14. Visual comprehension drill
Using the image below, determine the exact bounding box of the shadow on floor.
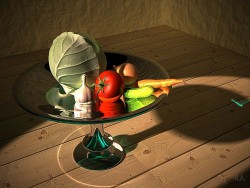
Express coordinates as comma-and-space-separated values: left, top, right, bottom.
114, 84, 250, 153
218, 167, 250, 188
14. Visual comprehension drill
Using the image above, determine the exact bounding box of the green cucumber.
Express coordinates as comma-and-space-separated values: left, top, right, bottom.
124, 86, 154, 98
126, 95, 156, 112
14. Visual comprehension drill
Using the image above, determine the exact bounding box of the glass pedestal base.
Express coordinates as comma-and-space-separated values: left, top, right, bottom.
73, 124, 126, 170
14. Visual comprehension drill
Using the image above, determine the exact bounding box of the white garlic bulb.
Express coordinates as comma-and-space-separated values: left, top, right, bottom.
74, 74, 93, 104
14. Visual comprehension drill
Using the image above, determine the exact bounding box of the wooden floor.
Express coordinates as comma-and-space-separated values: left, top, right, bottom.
0, 25, 250, 188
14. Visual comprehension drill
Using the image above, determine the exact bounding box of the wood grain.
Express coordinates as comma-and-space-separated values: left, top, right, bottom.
198, 158, 250, 188
97, 25, 175, 46
0, 25, 249, 187
0, 49, 48, 69
119, 123, 250, 188
0, 89, 12, 105
104, 30, 189, 51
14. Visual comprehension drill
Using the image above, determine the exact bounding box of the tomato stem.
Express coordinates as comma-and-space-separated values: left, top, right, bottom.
96, 74, 110, 95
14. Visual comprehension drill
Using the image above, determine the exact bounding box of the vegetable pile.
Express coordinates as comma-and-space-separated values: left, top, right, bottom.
93, 66, 183, 113
48, 32, 183, 118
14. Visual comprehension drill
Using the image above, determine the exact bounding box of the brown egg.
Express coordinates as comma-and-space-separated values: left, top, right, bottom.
113, 63, 138, 86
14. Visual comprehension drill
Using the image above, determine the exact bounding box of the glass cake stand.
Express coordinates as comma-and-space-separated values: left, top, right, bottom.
14, 52, 169, 170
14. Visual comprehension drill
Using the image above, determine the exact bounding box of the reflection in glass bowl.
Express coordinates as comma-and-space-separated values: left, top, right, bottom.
74, 102, 93, 119
97, 99, 126, 118
46, 84, 75, 112
46, 84, 128, 120
46, 83, 161, 120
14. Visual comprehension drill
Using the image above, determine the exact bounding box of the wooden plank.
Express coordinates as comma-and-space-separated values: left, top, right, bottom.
119, 123, 250, 188
97, 25, 175, 46
118, 172, 164, 188
0, 117, 122, 166
1, 75, 249, 187
0, 49, 48, 69
105, 76, 250, 147
52, 153, 148, 188
123, 35, 201, 55
140, 40, 216, 62
107, 77, 250, 154
0, 102, 26, 122
168, 57, 250, 81
150, 124, 250, 188
198, 158, 250, 188
104, 30, 188, 51
0, 114, 56, 142
0, 62, 36, 79
0, 89, 12, 105
47, 151, 148, 188
168, 61, 250, 104
0, 142, 69, 188
0, 123, 87, 166
0, 133, 147, 188
158, 46, 232, 71
0, 76, 17, 92
124, 99, 250, 170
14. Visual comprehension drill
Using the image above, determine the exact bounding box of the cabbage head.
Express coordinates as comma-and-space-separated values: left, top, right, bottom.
49, 32, 107, 94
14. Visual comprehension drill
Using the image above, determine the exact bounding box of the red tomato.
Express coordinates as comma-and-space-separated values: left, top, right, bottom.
95, 70, 124, 100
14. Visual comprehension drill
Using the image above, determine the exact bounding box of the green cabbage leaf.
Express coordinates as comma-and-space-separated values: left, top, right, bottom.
49, 32, 107, 94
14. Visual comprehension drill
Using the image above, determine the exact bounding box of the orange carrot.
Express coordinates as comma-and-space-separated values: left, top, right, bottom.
153, 87, 170, 97
138, 79, 183, 88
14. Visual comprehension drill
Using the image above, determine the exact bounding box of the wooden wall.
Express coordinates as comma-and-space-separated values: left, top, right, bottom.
0, 0, 165, 58
0, 0, 249, 58
164, 0, 250, 57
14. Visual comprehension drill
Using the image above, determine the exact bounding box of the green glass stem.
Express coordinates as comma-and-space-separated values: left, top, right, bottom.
76, 123, 125, 170
85, 124, 111, 151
